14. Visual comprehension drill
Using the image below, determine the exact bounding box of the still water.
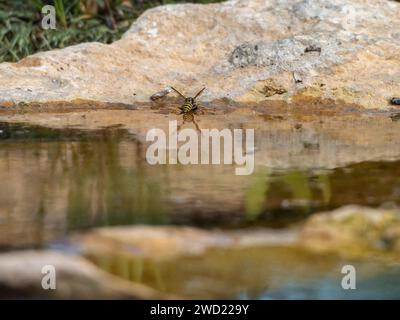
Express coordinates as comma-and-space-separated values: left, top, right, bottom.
1, 121, 400, 299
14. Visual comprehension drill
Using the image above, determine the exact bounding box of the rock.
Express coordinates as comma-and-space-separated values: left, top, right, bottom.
77, 211, 400, 297
0, 0, 398, 109
300, 205, 400, 257
81, 208, 400, 263
5, 211, 400, 299
391, 97, 400, 106
80, 226, 298, 260
0, 250, 172, 299
79, 226, 327, 298
82, 206, 400, 256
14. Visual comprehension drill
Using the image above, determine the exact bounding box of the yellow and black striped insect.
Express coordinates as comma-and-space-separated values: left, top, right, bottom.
171, 87, 206, 114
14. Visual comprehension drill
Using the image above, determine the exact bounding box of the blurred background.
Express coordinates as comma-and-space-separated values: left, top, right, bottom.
0, 0, 222, 63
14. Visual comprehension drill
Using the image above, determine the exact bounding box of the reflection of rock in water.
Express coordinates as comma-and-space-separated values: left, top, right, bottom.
2, 114, 400, 248
80, 209, 400, 299
0, 124, 167, 249
0, 250, 169, 299
81, 226, 324, 299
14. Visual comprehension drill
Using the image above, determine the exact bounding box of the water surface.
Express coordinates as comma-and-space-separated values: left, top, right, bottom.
1, 120, 400, 299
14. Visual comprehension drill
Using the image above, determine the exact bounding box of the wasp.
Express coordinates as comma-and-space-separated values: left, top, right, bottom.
171, 87, 206, 114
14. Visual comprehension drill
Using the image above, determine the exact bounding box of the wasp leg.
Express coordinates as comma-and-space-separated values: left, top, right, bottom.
194, 108, 205, 115
166, 106, 184, 115
186, 112, 202, 133
177, 116, 188, 132
193, 103, 205, 115
196, 105, 216, 115
205, 108, 216, 115
192, 118, 202, 133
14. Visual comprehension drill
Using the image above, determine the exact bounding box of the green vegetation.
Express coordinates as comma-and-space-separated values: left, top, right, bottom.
0, 0, 222, 63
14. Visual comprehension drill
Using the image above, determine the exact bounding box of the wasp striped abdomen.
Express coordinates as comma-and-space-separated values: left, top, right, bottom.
180, 98, 198, 114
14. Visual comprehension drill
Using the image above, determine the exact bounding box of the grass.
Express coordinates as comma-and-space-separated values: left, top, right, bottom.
0, 0, 223, 63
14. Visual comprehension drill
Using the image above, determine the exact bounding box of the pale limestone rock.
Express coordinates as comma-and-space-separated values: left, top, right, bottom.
0, 0, 398, 109
0, 250, 172, 299
81, 226, 298, 260
81, 206, 400, 265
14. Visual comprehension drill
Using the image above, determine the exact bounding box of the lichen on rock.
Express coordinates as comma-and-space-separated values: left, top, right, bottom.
300, 205, 400, 257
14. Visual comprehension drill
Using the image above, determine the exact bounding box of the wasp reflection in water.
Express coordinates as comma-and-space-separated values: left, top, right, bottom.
177, 111, 202, 133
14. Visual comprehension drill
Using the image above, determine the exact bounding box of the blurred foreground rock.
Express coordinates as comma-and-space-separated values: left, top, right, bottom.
81, 226, 298, 259
3, 206, 400, 298
0, 0, 399, 109
77, 205, 400, 297
82, 205, 400, 265
0, 250, 171, 299
300, 205, 400, 257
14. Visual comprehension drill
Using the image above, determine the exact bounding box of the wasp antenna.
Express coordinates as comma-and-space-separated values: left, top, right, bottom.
171, 87, 186, 98
194, 87, 206, 99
